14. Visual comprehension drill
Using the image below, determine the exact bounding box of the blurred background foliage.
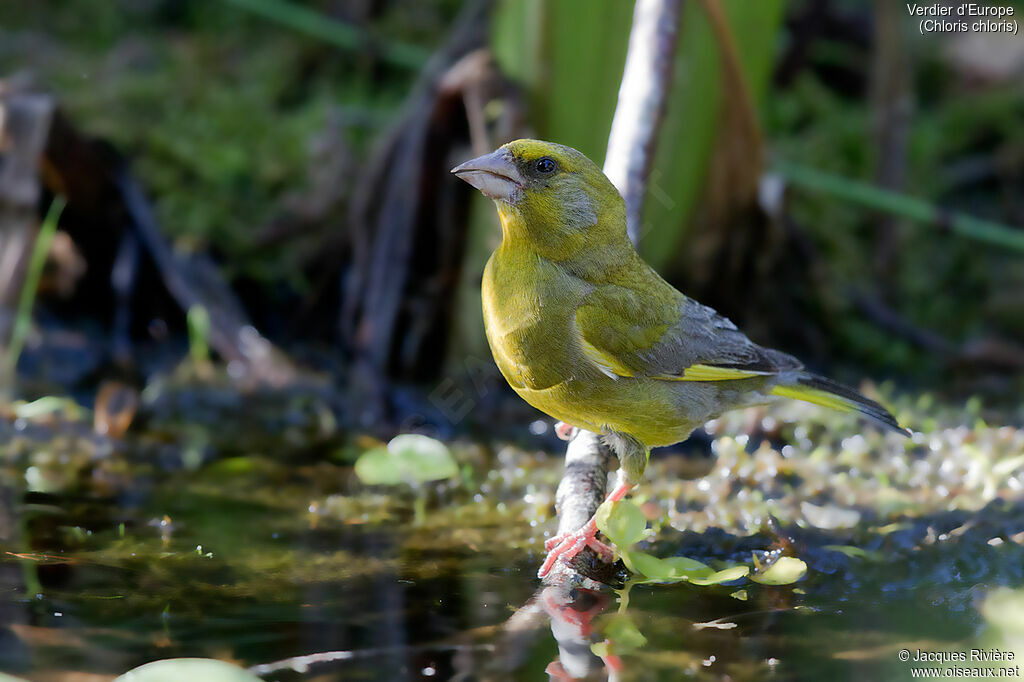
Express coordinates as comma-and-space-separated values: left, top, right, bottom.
1, 0, 1023, 405
2, 2, 1024, 678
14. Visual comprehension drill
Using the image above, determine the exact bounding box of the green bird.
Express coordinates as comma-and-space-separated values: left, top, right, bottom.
452, 139, 906, 578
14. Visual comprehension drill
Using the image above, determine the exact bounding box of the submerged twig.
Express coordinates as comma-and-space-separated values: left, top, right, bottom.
545, 0, 683, 586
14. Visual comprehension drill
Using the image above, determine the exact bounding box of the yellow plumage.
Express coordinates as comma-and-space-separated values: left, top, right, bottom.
455, 139, 905, 484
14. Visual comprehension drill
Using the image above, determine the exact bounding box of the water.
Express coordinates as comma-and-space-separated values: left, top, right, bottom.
2, 392, 1023, 681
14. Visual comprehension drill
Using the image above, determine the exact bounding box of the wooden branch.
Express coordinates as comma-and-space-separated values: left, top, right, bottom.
113, 168, 296, 385
604, 0, 683, 244
545, 0, 683, 586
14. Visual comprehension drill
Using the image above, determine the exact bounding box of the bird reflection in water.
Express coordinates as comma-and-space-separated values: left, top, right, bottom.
541, 586, 624, 681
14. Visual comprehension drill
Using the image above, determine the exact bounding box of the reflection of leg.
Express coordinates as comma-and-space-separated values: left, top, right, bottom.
537, 479, 636, 578
541, 586, 611, 679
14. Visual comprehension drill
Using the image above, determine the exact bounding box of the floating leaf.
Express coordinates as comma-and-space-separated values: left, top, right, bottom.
115, 658, 262, 682
354, 435, 458, 486
687, 565, 750, 586
622, 551, 744, 586
595, 499, 648, 548
622, 550, 677, 580
730, 589, 748, 601
750, 556, 807, 585
663, 556, 711, 576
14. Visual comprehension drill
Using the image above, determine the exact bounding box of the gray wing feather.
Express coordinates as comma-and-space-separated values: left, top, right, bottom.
638, 298, 802, 378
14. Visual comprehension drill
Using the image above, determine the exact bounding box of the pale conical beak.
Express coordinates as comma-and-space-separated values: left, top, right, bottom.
450, 148, 524, 202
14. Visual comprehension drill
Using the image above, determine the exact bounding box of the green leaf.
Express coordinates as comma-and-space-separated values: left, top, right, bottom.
663, 556, 711, 577
687, 565, 750, 586
387, 434, 459, 483
750, 556, 808, 585
623, 551, 720, 584
115, 658, 262, 682
354, 435, 458, 486
622, 550, 677, 581
354, 447, 403, 486
595, 499, 647, 548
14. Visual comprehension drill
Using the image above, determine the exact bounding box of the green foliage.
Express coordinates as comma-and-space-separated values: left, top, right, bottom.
749, 556, 808, 585
595, 494, 648, 547
981, 587, 1024, 658
219, 0, 430, 70
4, 197, 67, 377
354, 434, 458, 487
492, 0, 632, 162
642, 0, 783, 269
766, 63, 1024, 377
596, 499, 769, 586
0, 1, 456, 287
114, 658, 261, 682
492, 1, 784, 269
186, 305, 211, 366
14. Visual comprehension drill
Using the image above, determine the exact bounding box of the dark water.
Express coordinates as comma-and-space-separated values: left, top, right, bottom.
2, 396, 1024, 681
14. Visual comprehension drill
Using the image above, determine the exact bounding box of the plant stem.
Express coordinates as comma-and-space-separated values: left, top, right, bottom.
775, 161, 1024, 252
219, 0, 431, 71
5, 196, 66, 377
604, 0, 683, 244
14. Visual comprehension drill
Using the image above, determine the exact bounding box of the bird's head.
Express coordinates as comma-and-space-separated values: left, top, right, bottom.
451, 139, 627, 262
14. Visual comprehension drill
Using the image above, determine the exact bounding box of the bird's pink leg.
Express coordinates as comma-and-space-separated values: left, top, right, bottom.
554, 421, 579, 441
538, 480, 635, 578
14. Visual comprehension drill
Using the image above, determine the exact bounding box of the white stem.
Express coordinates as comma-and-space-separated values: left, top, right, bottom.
604, 0, 683, 245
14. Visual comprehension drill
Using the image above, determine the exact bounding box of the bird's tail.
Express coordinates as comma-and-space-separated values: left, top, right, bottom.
771, 374, 908, 436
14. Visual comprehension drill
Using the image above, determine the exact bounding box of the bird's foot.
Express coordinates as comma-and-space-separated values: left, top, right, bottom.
538, 518, 615, 578
537, 480, 635, 579
554, 421, 579, 441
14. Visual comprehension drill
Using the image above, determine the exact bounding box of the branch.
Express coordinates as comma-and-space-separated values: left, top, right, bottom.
604, 0, 683, 244
544, 0, 683, 586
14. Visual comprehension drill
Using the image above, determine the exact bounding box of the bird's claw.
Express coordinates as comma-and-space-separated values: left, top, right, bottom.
538, 519, 615, 578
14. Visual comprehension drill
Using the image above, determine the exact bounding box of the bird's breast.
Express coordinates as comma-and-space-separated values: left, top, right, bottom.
481, 251, 578, 392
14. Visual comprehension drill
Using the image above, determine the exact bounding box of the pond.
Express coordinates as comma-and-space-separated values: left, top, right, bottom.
1, 382, 1023, 681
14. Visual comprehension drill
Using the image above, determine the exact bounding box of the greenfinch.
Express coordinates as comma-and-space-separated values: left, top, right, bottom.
452, 139, 905, 577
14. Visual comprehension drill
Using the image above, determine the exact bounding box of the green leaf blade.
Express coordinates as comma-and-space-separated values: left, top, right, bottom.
595, 499, 647, 547
750, 556, 808, 585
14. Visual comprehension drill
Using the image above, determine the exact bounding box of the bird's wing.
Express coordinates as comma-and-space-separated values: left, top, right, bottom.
574, 285, 802, 381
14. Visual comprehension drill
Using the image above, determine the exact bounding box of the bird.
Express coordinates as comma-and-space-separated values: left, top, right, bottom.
451, 139, 906, 579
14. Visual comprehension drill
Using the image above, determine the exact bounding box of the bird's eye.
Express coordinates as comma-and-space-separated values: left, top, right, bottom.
534, 157, 557, 175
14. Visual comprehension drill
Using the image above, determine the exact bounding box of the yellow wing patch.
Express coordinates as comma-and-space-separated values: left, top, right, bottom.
770, 384, 852, 412
661, 364, 773, 382
579, 337, 635, 380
